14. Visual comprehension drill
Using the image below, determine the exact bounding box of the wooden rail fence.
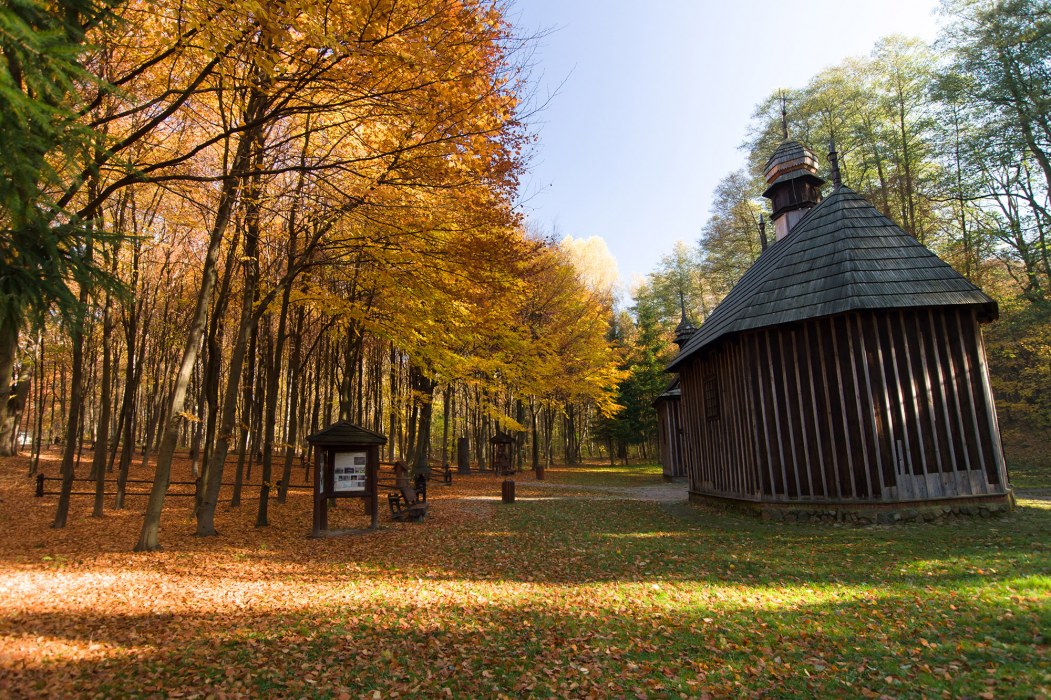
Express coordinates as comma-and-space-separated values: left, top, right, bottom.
34, 473, 313, 499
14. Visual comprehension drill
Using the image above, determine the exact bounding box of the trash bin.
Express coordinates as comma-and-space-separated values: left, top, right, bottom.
501, 479, 515, 503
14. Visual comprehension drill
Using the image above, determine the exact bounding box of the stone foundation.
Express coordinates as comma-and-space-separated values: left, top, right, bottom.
689, 490, 1015, 526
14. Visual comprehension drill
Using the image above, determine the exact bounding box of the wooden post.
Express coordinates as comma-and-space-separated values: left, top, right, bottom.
369, 445, 379, 529
311, 447, 324, 538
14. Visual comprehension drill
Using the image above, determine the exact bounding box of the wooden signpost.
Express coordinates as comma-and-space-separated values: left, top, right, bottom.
307, 420, 387, 537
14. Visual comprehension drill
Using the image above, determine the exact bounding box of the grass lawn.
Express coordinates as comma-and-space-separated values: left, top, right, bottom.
544, 462, 667, 488
0, 451, 1047, 698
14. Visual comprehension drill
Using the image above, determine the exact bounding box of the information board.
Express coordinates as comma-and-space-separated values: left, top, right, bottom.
333, 451, 367, 492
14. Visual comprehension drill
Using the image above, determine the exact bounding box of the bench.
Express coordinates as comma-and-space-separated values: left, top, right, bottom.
388, 475, 427, 522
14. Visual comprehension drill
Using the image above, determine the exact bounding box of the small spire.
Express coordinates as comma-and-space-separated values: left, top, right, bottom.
828, 137, 842, 189
780, 93, 789, 140
758, 212, 768, 251
673, 291, 696, 349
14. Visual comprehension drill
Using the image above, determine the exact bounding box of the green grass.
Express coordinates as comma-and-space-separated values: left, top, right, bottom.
18, 463, 1051, 698
1008, 458, 1051, 491
1004, 425, 1051, 491
547, 461, 666, 488
477, 495, 1050, 697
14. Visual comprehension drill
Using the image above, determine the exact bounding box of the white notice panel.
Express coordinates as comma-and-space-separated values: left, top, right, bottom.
333, 451, 367, 492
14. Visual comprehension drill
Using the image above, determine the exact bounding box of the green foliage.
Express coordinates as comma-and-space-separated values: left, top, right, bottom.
985, 300, 1051, 429
938, 0, 1051, 302
595, 306, 670, 458
745, 37, 940, 245
697, 169, 765, 297
0, 0, 119, 327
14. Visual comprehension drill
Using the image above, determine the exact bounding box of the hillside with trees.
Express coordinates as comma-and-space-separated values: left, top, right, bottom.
621, 0, 1051, 460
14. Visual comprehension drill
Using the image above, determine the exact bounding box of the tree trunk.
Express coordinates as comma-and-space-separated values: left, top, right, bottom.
52, 277, 91, 529
198, 145, 264, 530
0, 314, 21, 456
230, 317, 257, 509
30, 329, 45, 474
441, 386, 450, 467
91, 290, 116, 517
411, 366, 435, 476
256, 285, 291, 528
278, 306, 305, 503
134, 109, 259, 551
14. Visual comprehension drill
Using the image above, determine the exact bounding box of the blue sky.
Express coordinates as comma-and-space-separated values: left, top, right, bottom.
509, 0, 942, 295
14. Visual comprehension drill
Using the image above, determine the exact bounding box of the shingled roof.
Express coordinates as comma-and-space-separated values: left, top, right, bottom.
652, 377, 681, 407
668, 186, 998, 371
307, 420, 387, 446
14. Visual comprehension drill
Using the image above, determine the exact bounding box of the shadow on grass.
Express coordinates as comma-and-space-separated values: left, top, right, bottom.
2, 471, 1048, 697
312, 496, 1051, 590
1, 578, 1044, 698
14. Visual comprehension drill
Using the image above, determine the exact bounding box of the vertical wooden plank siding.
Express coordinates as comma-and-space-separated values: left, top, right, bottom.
871, 314, 900, 493
716, 351, 731, 494
776, 330, 802, 498
913, 313, 946, 499
658, 398, 686, 479
723, 350, 741, 495
854, 313, 887, 496
830, 316, 859, 498
726, 344, 745, 495
673, 400, 686, 478
963, 309, 999, 489
741, 335, 764, 497
884, 314, 917, 488
764, 333, 790, 498
687, 366, 700, 491
679, 309, 1005, 504
935, 311, 973, 473
691, 363, 711, 491
925, 310, 960, 490
945, 311, 987, 495
696, 362, 712, 491
657, 402, 670, 478
803, 323, 830, 498
951, 310, 989, 488
791, 329, 816, 497
751, 333, 778, 497
897, 311, 932, 498
845, 313, 874, 498
970, 310, 1009, 490
816, 323, 843, 499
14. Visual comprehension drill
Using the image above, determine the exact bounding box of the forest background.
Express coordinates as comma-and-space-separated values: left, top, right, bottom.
0, 0, 1048, 549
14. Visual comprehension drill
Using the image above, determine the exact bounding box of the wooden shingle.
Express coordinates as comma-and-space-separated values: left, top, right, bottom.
306, 420, 387, 446
668, 187, 997, 371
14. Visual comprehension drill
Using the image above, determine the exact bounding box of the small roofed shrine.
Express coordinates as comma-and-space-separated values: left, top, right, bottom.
490, 432, 515, 475
667, 139, 1013, 523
